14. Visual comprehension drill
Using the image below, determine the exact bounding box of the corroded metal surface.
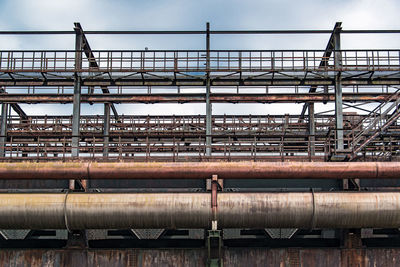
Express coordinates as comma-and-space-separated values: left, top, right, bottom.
0, 93, 398, 103
0, 192, 400, 229
1, 248, 400, 267
2, 113, 399, 162
0, 161, 399, 180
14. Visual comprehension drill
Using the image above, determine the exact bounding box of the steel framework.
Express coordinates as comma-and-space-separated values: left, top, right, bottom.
0, 22, 400, 266
0, 22, 399, 160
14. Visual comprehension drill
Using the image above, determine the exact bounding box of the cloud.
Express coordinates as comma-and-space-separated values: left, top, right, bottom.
0, 0, 399, 115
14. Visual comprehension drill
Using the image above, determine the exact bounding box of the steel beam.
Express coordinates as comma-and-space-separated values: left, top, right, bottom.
206, 23, 212, 156
0, 103, 7, 157
71, 25, 83, 157
74, 22, 119, 120
0, 88, 27, 120
300, 22, 342, 119
1, 29, 400, 35
308, 103, 315, 157
334, 26, 344, 151
103, 103, 110, 157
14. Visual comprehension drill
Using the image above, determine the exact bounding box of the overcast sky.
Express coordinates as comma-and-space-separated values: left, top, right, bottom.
0, 0, 399, 116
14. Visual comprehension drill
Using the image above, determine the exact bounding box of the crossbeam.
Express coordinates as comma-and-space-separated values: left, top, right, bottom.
299, 22, 342, 120
0, 88, 27, 119
74, 23, 119, 120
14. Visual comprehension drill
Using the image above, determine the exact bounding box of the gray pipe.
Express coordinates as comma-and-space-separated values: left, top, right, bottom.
0, 192, 399, 229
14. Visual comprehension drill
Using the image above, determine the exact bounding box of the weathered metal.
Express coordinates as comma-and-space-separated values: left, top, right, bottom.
0, 248, 397, 267
1, 247, 400, 267
2, 113, 399, 161
71, 26, 82, 158
334, 25, 344, 151
0, 192, 399, 229
0, 49, 399, 74
0, 93, 399, 103
300, 22, 342, 119
0, 161, 398, 180
0, 102, 7, 157
2, 77, 400, 86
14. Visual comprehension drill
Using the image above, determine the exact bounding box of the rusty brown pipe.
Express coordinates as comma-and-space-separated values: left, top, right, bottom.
0, 161, 398, 179
0, 192, 400, 229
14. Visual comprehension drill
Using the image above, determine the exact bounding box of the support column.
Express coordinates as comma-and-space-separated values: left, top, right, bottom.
205, 22, 212, 157
103, 103, 110, 157
334, 26, 344, 151
0, 103, 8, 157
66, 177, 88, 248
308, 103, 315, 157
207, 174, 222, 267
71, 26, 83, 158
207, 230, 222, 267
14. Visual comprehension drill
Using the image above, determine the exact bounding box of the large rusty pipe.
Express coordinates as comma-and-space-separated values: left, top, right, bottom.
0, 192, 400, 229
0, 161, 399, 179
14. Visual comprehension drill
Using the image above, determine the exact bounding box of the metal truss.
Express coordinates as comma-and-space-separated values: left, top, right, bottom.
0, 113, 399, 161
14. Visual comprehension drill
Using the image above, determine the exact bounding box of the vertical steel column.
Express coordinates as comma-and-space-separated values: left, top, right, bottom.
103, 103, 110, 157
205, 22, 212, 156
0, 103, 8, 157
71, 27, 83, 157
308, 103, 315, 157
334, 26, 344, 151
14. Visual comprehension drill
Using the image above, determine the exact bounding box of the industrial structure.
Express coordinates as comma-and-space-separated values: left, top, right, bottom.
0, 22, 400, 266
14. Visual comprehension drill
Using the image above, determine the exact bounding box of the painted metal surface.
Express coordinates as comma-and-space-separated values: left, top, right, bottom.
0, 192, 400, 229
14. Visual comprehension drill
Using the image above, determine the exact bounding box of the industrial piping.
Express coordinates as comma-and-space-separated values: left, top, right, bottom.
0, 161, 399, 179
0, 192, 400, 229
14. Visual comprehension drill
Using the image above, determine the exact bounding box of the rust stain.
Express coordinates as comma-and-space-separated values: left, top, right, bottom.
0, 161, 398, 180
1, 248, 400, 267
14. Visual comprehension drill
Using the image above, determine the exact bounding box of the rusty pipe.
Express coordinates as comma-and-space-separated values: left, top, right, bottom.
0, 161, 398, 179
0, 192, 400, 229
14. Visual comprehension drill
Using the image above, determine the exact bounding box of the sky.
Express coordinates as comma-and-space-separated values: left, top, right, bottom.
0, 0, 399, 116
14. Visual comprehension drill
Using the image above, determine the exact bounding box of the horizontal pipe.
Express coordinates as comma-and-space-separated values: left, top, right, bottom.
0, 30, 399, 35
0, 192, 399, 229
0, 161, 398, 180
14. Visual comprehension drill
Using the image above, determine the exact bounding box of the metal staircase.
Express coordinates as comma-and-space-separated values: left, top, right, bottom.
348, 89, 400, 160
